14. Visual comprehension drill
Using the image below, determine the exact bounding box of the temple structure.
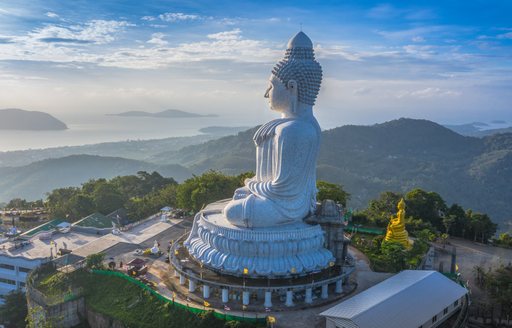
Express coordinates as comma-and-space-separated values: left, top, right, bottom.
169, 32, 354, 309
384, 198, 411, 248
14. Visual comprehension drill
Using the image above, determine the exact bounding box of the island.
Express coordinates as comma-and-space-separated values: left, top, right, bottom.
109, 109, 217, 118
0, 108, 67, 131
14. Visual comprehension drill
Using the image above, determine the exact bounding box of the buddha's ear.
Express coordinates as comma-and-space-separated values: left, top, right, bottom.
287, 80, 298, 96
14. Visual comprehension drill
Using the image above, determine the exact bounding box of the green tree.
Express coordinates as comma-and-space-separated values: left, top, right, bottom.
0, 290, 28, 328
176, 171, 242, 211
363, 191, 403, 227
45, 187, 80, 218
468, 212, 497, 243
5, 198, 28, 209
316, 180, 350, 207
405, 188, 447, 230
85, 252, 105, 270
92, 182, 126, 214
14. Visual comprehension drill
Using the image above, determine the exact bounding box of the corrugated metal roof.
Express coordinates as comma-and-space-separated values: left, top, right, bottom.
320, 270, 467, 328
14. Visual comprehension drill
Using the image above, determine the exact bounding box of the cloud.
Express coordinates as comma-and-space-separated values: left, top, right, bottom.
497, 32, 512, 39
0, 37, 14, 44
38, 37, 93, 44
368, 4, 436, 21
158, 12, 201, 23
147, 33, 168, 46
412, 36, 425, 43
397, 87, 461, 99
45, 12, 59, 18
141, 16, 156, 21
207, 29, 242, 41
29, 20, 133, 45
315, 44, 363, 61
367, 4, 400, 19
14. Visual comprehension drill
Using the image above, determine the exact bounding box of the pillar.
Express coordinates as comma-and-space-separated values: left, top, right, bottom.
305, 288, 313, 304
335, 280, 343, 294
203, 285, 210, 299
242, 291, 250, 306
188, 279, 196, 292
321, 284, 328, 299
264, 291, 272, 308
285, 290, 294, 307
221, 288, 229, 303
179, 274, 186, 285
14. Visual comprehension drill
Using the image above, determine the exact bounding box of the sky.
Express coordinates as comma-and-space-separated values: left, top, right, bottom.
0, 0, 511, 127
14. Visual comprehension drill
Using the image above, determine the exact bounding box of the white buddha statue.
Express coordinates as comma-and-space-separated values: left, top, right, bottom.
184, 32, 334, 277
223, 31, 323, 228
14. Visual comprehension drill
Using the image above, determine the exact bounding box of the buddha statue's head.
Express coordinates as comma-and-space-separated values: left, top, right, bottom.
265, 31, 323, 115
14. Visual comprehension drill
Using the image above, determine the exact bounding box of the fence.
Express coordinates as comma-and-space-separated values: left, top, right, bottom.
92, 269, 266, 325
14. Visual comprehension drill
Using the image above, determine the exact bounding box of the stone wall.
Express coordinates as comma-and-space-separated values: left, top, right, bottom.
85, 307, 125, 328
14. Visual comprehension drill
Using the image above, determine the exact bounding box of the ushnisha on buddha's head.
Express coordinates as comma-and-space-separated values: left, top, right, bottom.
264, 31, 323, 116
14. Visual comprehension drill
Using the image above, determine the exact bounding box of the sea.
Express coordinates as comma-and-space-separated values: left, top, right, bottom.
0, 114, 250, 152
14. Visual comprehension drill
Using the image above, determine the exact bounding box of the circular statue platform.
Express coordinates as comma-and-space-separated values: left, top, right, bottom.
170, 233, 355, 309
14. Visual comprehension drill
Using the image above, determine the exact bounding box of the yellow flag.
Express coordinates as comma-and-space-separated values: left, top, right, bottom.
267, 316, 276, 323
455, 264, 459, 271
204, 301, 210, 307
243, 268, 249, 275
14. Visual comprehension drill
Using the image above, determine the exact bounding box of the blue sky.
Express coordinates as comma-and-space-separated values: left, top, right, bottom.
0, 0, 511, 127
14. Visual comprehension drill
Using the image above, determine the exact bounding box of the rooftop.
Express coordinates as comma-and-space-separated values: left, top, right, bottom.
320, 270, 468, 328
21, 219, 64, 237
73, 212, 112, 228
1, 231, 99, 260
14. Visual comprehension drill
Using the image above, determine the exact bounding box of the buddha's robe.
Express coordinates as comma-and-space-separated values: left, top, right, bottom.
224, 116, 320, 227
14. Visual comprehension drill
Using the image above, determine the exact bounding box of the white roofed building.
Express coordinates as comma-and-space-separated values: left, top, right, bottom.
320, 270, 468, 328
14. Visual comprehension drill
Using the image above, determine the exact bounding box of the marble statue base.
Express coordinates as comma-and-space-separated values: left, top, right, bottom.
184, 201, 334, 277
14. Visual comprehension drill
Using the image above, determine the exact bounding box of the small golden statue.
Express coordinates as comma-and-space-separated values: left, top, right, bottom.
384, 198, 410, 248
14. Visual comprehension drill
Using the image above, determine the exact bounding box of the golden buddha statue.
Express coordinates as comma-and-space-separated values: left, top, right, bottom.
384, 198, 410, 248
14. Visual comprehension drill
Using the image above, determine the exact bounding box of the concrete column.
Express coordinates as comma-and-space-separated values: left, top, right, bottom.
285, 290, 294, 307
188, 279, 196, 292
305, 288, 313, 304
242, 291, 250, 306
179, 273, 186, 285
264, 291, 272, 308
321, 284, 328, 299
335, 280, 343, 294
203, 285, 210, 299
221, 288, 229, 303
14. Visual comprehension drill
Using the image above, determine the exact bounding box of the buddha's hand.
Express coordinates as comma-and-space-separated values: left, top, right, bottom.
233, 186, 251, 200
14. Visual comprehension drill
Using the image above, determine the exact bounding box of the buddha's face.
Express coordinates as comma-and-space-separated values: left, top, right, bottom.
264, 75, 296, 113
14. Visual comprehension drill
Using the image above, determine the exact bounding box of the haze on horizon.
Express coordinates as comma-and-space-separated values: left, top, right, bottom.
0, 0, 511, 128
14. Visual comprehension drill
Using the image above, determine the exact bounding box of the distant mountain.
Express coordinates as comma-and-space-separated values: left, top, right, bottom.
198, 126, 250, 136
0, 126, 248, 168
444, 122, 512, 137
151, 118, 511, 227
110, 109, 217, 118
0, 155, 191, 201
1, 118, 511, 229
0, 134, 216, 168
0, 108, 67, 130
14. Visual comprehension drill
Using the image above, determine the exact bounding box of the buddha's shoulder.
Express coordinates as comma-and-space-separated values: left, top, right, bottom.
276, 119, 319, 136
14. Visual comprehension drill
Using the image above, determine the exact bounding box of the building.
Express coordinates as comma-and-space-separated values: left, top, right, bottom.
0, 222, 99, 302
320, 270, 468, 328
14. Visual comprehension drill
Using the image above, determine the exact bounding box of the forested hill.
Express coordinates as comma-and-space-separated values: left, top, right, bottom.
153, 118, 512, 226
0, 155, 191, 201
